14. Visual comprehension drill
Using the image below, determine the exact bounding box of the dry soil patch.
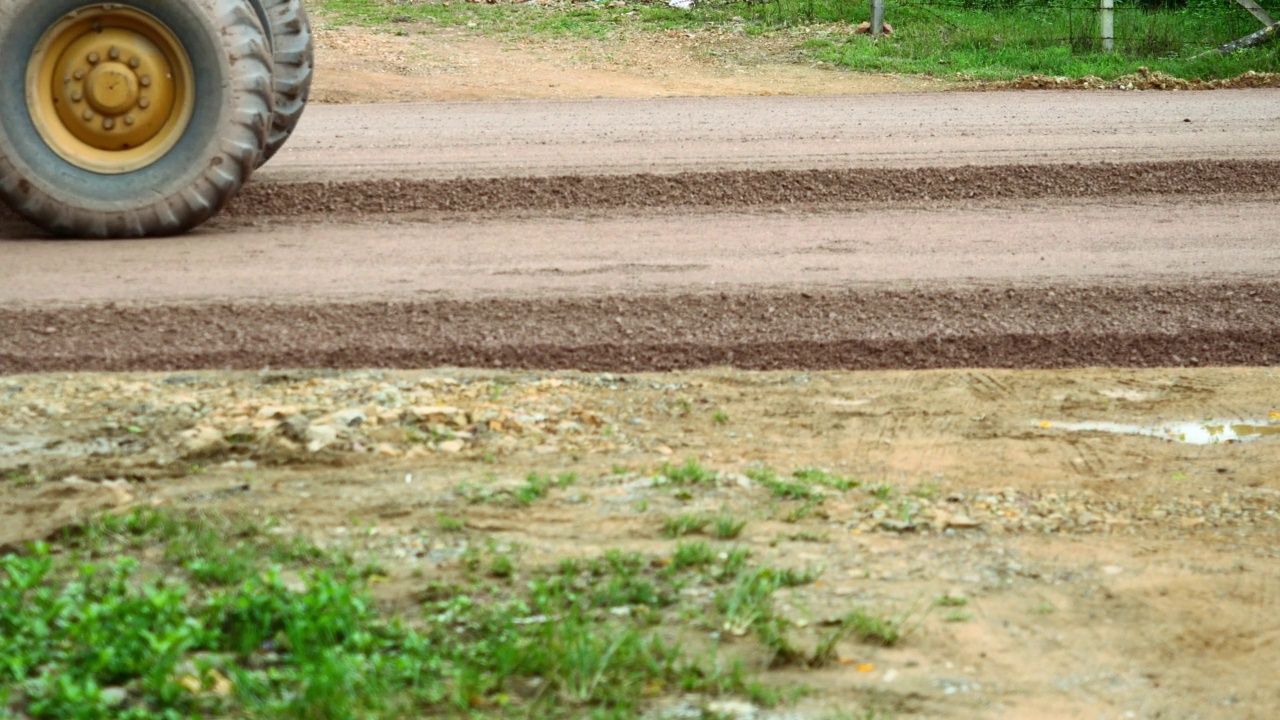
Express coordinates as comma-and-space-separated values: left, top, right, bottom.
3, 367, 1278, 718
310, 24, 942, 103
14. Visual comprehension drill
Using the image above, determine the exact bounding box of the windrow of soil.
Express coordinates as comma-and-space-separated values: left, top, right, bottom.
2, 160, 1274, 231
1, 282, 1276, 374
223, 160, 1280, 220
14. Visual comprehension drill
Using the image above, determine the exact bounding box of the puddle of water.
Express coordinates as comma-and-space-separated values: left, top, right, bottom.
1040, 419, 1280, 445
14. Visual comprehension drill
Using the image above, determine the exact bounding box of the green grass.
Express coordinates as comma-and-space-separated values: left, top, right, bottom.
808, 4, 1280, 81
515, 471, 577, 505
457, 471, 577, 506
437, 514, 466, 531
792, 467, 859, 491
809, 608, 902, 667
2, 507, 906, 719
748, 466, 862, 508
712, 513, 748, 539
315, 0, 1280, 80
317, 0, 709, 37
748, 468, 826, 502
671, 540, 717, 570
661, 513, 711, 537
659, 457, 718, 485
934, 592, 968, 608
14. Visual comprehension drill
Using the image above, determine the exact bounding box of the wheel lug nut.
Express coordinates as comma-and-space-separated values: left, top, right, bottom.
73, 69, 85, 81
129, 57, 141, 69
82, 110, 94, 121
103, 118, 115, 130
87, 51, 100, 64
124, 115, 135, 126
139, 75, 152, 88
138, 97, 151, 109
72, 90, 84, 102
108, 47, 120, 60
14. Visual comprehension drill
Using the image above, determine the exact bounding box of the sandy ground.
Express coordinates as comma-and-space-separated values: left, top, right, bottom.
3, 19, 1280, 720
307, 24, 945, 103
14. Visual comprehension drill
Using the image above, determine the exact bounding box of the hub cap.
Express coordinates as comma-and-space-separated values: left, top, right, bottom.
27, 6, 195, 174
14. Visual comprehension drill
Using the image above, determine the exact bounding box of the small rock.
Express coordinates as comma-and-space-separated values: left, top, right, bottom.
410, 406, 466, 426
279, 414, 311, 443
179, 425, 228, 457
880, 519, 916, 533
100, 687, 129, 707
704, 699, 758, 720
331, 409, 366, 428
438, 439, 466, 454
257, 405, 299, 420
306, 424, 339, 452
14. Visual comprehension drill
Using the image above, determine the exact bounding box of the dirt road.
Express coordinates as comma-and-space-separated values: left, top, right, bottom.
2, 90, 1280, 373
261, 91, 1280, 181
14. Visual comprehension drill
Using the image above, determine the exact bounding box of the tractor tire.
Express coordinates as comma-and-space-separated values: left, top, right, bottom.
0, 0, 273, 238
257, 0, 314, 165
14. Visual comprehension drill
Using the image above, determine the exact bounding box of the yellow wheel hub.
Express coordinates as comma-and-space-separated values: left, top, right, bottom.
27, 6, 195, 174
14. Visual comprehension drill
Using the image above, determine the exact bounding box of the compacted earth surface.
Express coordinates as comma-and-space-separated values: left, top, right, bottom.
3, 367, 1278, 718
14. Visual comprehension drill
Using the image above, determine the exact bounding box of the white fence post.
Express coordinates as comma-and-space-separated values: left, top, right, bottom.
1101, 0, 1115, 52
871, 0, 886, 37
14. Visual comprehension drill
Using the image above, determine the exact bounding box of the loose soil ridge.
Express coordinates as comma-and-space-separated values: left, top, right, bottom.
2, 282, 1276, 374
227, 160, 1280, 220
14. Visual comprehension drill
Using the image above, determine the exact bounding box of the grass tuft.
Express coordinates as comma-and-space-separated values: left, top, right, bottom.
712, 513, 748, 539
659, 457, 718, 485
661, 513, 711, 538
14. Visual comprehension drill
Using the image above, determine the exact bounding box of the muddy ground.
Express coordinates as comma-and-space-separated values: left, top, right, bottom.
3, 368, 1278, 718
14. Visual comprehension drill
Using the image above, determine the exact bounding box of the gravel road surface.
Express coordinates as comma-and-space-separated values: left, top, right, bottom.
2, 90, 1278, 373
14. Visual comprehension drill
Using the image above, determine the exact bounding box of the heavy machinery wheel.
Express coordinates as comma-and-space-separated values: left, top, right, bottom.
0, 0, 273, 238
257, 0, 314, 165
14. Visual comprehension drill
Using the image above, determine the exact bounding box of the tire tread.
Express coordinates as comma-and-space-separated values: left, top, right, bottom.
259, 0, 313, 165
0, 0, 273, 238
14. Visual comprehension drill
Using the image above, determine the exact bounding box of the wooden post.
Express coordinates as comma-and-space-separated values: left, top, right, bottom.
871, 0, 885, 37
1234, 0, 1276, 28
1100, 0, 1115, 52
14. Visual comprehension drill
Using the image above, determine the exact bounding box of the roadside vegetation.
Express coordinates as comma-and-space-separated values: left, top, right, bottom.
1, 507, 904, 719
316, 0, 1280, 80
